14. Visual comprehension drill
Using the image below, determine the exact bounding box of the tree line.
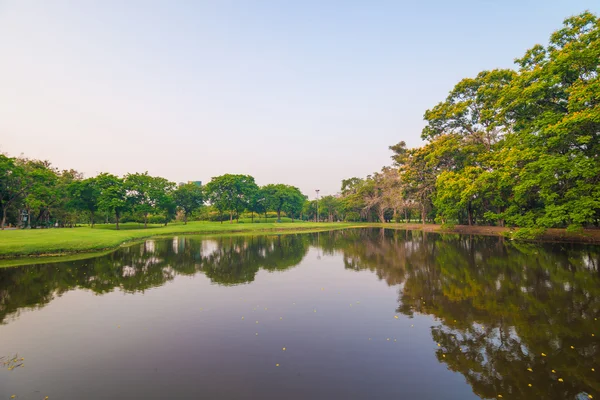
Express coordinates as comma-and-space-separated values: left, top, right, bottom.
2, 12, 598, 232
0, 157, 310, 229
334, 12, 600, 233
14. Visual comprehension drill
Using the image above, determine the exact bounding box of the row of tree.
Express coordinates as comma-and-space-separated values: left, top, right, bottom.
333, 12, 600, 231
0, 156, 312, 229
0, 156, 204, 229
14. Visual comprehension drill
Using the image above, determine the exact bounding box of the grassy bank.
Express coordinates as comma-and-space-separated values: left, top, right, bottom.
0, 221, 359, 258
1, 222, 599, 262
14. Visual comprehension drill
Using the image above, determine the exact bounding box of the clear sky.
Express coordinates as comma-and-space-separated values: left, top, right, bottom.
0, 1, 597, 197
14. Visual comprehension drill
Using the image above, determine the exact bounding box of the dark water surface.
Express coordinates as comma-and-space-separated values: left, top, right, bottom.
0, 229, 599, 399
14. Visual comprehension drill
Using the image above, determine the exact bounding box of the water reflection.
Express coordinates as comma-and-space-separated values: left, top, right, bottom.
0, 234, 310, 323
0, 229, 599, 399
325, 229, 600, 400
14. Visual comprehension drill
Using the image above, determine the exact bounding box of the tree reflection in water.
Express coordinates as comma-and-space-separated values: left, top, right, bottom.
0, 229, 598, 399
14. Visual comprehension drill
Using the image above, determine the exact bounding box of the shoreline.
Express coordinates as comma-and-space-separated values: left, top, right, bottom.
1, 222, 599, 266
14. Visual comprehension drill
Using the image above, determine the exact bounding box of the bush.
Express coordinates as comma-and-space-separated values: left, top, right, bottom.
345, 212, 361, 222
440, 222, 456, 230
509, 227, 546, 241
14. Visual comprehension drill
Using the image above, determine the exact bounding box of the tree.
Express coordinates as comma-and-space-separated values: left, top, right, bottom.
0, 155, 31, 229
340, 177, 366, 221
125, 173, 175, 228
68, 177, 100, 227
96, 173, 129, 230
282, 190, 306, 222
262, 184, 305, 222
18, 159, 59, 228
158, 193, 177, 226
205, 174, 258, 223
497, 11, 600, 229
422, 69, 516, 150
124, 172, 175, 228
173, 183, 204, 224
319, 195, 341, 222
248, 188, 267, 222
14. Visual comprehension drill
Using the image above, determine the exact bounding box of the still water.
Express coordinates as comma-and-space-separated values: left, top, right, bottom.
0, 229, 598, 399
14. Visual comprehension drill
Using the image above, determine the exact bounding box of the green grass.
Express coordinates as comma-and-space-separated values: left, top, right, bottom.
0, 221, 363, 258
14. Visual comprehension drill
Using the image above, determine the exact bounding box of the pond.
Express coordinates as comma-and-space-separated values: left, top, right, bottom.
0, 228, 598, 399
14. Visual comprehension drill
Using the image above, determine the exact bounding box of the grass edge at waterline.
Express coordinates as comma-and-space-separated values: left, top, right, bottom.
1, 221, 599, 265
0, 222, 358, 260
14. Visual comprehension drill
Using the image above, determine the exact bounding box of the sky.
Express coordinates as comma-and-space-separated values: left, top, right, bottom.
0, 1, 598, 197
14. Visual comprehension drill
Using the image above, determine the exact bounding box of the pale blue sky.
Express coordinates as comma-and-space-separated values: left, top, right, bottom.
0, 1, 597, 196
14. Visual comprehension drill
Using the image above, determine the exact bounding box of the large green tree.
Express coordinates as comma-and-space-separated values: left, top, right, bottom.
262, 184, 305, 222
0, 155, 30, 229
125, 172, 176, 228
97, 173, 129, 230
68, 177, 101, 227
205, 174, 258, 223
173, 183, 204, 224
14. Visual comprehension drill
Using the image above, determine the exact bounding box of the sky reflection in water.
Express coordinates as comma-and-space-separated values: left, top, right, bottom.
0, 229, 598, 399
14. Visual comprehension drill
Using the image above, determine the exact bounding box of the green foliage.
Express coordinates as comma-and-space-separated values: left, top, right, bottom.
96, 173, 129, 230
204, 174, 258, 223
124, 172, 176, 228
344, 12, 600, 230
262, 184, 305, 222
508, 227, 547, 240
68, 177, 101, 226
173, 183, 204, 224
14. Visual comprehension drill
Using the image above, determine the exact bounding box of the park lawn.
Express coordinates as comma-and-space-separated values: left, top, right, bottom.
0, 221, 359, 258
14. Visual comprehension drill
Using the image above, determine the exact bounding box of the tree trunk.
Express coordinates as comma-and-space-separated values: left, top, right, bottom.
184, 213, 188, 224
0, 207, 6, 230
115, 211, 120, 230
404, 209, 408, 223
251, 212, 254, 223
91, 211, 95, 228
378, 209, 385, 223
467, 202, 473, 226
144, 213, 148, 228
277, 209, 281, 222
421, 205, 426, 225
229, 211, 233, 223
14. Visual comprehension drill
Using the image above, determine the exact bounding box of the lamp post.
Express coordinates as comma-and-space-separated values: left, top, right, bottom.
315, 189, 320, 223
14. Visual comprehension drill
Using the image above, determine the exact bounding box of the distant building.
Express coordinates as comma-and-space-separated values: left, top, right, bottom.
178, 181, 202, 187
